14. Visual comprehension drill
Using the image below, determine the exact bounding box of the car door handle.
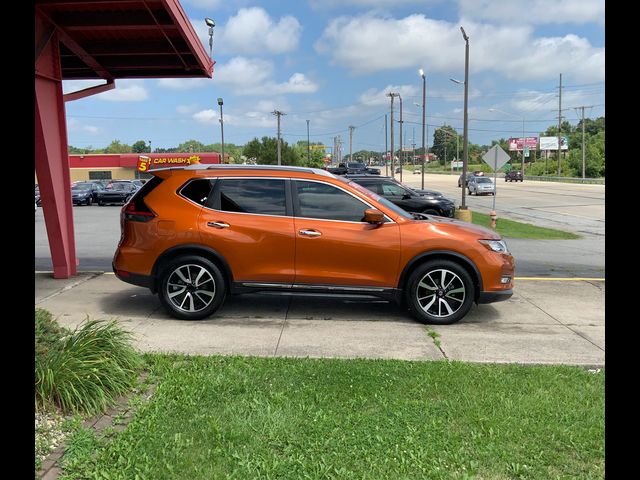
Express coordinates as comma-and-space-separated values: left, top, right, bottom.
207, 221, 230, 229
299, 229, 321, 237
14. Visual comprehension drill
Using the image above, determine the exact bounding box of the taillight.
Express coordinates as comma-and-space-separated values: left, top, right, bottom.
122, 199, 156, 222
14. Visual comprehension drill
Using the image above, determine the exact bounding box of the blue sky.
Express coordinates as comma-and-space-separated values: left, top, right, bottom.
63, 0, 604, 156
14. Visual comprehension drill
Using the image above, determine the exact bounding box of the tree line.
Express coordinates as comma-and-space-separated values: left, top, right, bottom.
68, 116, 604, 177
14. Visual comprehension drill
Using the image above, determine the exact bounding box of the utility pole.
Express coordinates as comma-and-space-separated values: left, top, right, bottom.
460, 26, 470, 210
412, 127, 416, 168
384, 114, 388, 176
557, 73, 562, 176
348, 125, 355, 162
575, 105, 592, 179
306, 119, 310, 164
419, 69, 426, 189
272, 110, 285, 165
399, 94, 403, 182
387, 93, 398, 178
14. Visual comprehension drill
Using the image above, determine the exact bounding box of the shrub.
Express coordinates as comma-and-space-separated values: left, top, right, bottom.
35, 316, 142, 415
35, 308, 69, 356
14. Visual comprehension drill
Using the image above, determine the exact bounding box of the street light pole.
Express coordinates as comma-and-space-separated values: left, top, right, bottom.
419, 69, 426, 189
461, 26, 469, 210
306, 119, 310, 164
386, 92, 398, 178
217, 97, 224, 163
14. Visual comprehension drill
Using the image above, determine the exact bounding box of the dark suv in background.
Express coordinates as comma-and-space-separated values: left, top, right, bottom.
345, 175, 455, 217
505, 170, 523, 182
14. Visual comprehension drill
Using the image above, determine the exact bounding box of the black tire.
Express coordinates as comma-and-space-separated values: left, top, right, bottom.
158, 255, 227, 320
98, 200, 104, 206
405, 259, 474, 325
86, 197, 92, 206
468, 188, 473, 195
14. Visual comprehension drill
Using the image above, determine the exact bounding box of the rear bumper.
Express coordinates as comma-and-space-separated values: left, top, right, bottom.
112, 263, 155, 291
478, 289, 513, 304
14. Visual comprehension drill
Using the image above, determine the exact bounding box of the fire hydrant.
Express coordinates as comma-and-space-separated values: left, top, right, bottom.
489, 210, 497, 229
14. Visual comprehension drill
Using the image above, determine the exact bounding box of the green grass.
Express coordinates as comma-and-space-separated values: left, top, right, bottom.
59, 355, 604, 480
470, 211, 581, 239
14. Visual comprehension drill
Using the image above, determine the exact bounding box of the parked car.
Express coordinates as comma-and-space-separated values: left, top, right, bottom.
345, 175, 455, 218
468, 176, 496, 196
35, 185, 41, 206
97, 180, 138, 205
327, 162, 380, 175
505, 170, 523, 182
457, 171, 484, 187
71, 182, 104, 205
113, 165, 513, 325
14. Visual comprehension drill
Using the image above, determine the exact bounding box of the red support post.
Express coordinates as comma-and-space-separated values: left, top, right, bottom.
35, 26, 78, 278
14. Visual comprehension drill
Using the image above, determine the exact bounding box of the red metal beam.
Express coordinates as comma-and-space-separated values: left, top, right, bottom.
35, 30, 78, 279
63, 78, 115, 102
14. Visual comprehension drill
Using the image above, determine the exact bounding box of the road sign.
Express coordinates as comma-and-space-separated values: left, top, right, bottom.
482, 145, 510, 171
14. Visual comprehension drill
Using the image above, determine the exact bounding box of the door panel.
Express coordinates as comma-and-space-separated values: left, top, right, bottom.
292, 180, 401, 287
198, 178, 295, 283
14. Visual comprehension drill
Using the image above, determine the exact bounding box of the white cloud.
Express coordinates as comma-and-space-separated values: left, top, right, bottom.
214, 57, 318, 95
82, 125, 101, 134
176, 103, 200, 114
182, 0, 223, 8
316, 14, 604, 82
359, 84, 419, 106
458, 0, 605, 25
101, 80, 149, 102
193, 109, 218, 123
157, 78, 212, 90
219, 8, 301, 55
310, 0, 435, 7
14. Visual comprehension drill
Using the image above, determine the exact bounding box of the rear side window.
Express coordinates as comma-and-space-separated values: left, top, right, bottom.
180, 179, 215, 206
218, 179, 286, 216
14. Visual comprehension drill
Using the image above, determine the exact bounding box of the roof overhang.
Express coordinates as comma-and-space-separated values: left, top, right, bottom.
35, 0, 214, 80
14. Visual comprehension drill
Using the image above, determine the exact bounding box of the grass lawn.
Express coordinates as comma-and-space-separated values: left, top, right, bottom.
59, 356, 604, 479
470, 211, 581, 239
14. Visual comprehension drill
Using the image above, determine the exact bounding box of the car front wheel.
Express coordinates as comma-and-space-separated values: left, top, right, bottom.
158, 255, 227, 320
405, 260, 474, 325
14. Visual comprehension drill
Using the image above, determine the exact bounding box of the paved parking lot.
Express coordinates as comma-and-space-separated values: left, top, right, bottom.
36, 273, 604, 367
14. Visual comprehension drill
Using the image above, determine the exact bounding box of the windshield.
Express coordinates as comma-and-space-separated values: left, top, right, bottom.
476, 177, 492, 184
347, 163, 365, 169
107, 183, 130, 190
72, 184, 91, 191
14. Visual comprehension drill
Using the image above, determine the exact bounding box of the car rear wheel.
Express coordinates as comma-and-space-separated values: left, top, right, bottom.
422, 209, 438, 216
405, 260, 474, 325
158, 255, 227, 320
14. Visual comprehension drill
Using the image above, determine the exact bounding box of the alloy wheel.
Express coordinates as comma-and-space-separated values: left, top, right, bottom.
415, 268, 466, 318
165, 264, 216, 313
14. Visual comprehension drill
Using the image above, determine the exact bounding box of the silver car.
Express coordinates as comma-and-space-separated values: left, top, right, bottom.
468, 176, 495, 196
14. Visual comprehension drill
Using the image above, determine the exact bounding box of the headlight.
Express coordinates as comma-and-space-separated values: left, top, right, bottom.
478, 239, 509, 253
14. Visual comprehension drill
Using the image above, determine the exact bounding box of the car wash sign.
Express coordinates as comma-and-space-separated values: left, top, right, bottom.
137, 154, 201, 172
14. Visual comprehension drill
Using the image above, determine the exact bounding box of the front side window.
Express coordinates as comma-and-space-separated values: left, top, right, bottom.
296, 181, 369, 222
219, 179, 286, 216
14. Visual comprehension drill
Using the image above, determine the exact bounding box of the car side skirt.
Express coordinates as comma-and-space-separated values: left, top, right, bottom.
231, 281, 400, 301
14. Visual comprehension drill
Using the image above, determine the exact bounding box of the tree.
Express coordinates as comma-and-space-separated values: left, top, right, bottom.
132, 140, 150, 153
103, 140, 132, 153
243, 137, 301, 166
177, 140, 206, 153
294, 141, 328, 168
431, 125, 459, 166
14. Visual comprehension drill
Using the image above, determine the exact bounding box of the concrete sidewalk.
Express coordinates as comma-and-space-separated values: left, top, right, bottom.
35, 273, 605, 367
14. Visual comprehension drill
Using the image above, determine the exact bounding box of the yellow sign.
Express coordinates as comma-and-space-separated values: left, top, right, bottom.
309, 145, 327, 151
138, 155, 201, 171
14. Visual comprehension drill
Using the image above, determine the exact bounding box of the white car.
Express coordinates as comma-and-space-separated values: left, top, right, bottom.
468, 176, 495, 196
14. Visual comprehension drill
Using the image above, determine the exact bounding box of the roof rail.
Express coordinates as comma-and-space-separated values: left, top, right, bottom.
149, 164, 334, 176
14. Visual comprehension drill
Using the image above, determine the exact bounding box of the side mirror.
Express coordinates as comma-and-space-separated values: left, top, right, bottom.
364, 208, 384, 224
402, 193, 411, 200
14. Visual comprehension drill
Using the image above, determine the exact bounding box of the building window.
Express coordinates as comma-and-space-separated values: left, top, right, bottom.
89, 171, 112, 180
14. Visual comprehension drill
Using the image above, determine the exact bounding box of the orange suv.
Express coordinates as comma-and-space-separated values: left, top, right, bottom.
113, 165, 514, 324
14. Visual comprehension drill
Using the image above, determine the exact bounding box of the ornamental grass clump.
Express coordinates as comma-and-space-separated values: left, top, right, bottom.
35, 313, 142, 415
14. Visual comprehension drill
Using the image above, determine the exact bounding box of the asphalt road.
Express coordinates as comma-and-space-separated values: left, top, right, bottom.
35, 173, 605, 277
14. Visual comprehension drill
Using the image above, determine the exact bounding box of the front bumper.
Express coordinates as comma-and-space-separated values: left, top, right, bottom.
478, 289, 513, 303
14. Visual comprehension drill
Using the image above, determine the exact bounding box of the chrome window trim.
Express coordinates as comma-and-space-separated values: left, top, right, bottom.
178, 176, 395, 223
